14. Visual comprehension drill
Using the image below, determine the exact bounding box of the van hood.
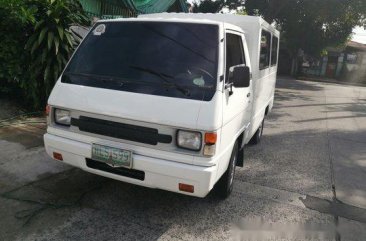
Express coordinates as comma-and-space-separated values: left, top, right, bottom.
49, 82, 210, 129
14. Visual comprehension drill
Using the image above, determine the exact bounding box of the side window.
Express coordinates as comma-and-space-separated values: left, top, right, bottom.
271, 36, 278, 66
259, 30, 271, 69
225, 33, 245, 82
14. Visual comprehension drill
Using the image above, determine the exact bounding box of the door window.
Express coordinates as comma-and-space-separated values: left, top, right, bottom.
225, 33, 245, 82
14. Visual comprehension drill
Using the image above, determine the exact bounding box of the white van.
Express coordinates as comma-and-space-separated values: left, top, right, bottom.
44, 13, 279, 198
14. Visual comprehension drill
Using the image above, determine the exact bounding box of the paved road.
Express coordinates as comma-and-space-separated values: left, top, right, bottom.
0, 77, 365, 240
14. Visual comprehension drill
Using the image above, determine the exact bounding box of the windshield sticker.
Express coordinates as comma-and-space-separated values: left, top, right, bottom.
93, 24, 106, 35
193, 76, 205, 86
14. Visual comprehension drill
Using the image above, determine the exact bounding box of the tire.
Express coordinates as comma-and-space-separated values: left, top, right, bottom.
215, 142, 238, 198
249, 118, 264, 145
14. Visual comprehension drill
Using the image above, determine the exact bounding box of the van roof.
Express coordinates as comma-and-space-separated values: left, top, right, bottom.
138, 12, 261, 22
98, 13, 279, 36
137, 13, 279, 35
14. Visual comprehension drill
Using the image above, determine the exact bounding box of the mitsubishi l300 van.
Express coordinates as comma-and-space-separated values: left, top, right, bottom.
44, 13, 279, 198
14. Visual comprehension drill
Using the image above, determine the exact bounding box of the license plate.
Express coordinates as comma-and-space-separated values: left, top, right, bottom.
91, 144, 132, 168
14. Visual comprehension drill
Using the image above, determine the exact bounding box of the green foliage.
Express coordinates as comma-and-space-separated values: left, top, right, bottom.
0, 0, 35, 93
236, 8, 246, 16
0, 0, 88, 109
23, 0, 88, 108
192, 0, 244, 13
192, 0, 222, 13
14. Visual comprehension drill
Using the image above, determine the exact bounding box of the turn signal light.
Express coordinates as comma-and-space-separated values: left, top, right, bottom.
179, 183, 194, 193
205, 132, 217, 144
53, 152, 63, 161
204, 132, 217, 156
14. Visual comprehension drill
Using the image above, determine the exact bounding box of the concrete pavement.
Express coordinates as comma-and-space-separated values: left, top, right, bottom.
240, 77, 366, 209
0, 77, 365, 240
323, 84, 366, 209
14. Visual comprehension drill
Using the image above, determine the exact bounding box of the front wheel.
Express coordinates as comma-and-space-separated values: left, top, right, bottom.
215, 142, 238, 198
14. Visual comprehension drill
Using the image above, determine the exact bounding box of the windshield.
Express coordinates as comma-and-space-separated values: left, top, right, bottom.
61, 21, 219, 101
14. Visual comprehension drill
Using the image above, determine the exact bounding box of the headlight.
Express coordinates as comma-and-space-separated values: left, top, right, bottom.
176, 130, 202, 151
54, 109, 71, 126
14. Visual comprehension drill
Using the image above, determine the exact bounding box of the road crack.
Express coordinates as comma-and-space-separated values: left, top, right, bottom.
0, 169, 107, 226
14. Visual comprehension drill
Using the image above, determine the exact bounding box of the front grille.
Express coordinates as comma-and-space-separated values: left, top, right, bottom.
71, 116, 172, 145
86, 159, 145, 180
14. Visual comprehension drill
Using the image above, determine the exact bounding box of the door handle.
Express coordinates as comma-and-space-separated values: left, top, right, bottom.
247, 93, 251, 98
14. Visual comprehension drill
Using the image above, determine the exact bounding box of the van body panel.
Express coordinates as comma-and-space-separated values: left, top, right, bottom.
49, 81, 205, 130
46, 125, 196, 165
44, 134, 217, 197
45, 14, 279, 197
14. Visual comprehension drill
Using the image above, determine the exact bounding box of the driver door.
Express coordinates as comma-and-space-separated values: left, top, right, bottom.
222, 30, 253, 141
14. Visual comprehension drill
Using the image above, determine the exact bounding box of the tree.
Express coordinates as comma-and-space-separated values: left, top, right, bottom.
0, 0, 88, 109
192, 0, 244, 13
24, 0, 88, 108
0, 0, 35, 95
245, 0, 290, 23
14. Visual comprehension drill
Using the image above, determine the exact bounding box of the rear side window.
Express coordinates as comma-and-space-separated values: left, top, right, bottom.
225, 33, 245, 82
271, 36, 279, 66
259, 30, 271, 69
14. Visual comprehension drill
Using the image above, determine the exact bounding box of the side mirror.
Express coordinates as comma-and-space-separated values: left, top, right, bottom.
230, 65, 251, 88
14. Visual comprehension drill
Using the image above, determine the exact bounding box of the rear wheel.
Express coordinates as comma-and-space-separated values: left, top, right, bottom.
249, 118, 264, 145
215, 142, 238, 198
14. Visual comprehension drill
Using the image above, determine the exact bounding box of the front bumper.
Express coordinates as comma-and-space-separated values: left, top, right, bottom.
44, 133, 217, 197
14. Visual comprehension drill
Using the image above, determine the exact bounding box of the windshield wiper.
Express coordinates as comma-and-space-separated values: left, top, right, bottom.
129, 66, 191, 96
62, 72, 159, 87
63, 72, 132, 84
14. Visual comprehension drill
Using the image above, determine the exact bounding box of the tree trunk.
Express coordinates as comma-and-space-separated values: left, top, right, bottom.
297, 57, 304, 78
290, 57, 298, 76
